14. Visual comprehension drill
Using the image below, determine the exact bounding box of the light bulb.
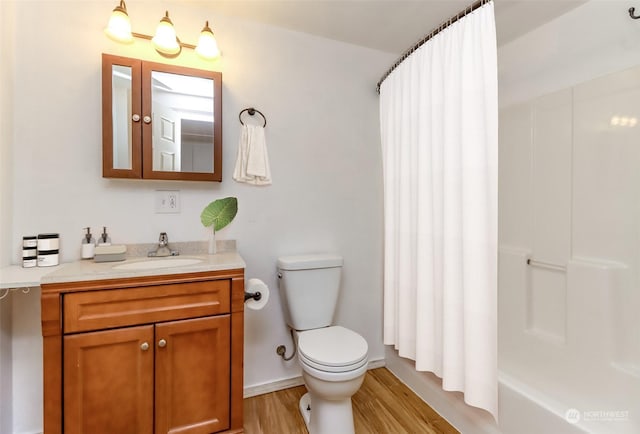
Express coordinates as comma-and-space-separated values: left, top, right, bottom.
104, 0, 133, 44
152, 11, 180, 55
196, 21, 220, 60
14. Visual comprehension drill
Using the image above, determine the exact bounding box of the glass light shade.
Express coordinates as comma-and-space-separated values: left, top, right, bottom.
152, 12, 180, 55
195, 21, 220, 60
104, 2, 133, 43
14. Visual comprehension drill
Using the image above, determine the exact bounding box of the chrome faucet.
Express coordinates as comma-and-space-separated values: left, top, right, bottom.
148, 232, 179, 257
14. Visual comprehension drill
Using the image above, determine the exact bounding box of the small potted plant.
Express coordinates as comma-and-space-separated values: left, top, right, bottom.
200, 197, 238, 254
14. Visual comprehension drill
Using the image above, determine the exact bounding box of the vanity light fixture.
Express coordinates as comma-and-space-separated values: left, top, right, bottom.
104, 0, 221, 60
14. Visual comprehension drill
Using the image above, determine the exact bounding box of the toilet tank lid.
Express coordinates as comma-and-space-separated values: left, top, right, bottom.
277, 254, 343, 270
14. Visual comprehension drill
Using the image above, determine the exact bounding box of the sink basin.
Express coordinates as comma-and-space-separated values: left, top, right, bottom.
112, 257, 203, 271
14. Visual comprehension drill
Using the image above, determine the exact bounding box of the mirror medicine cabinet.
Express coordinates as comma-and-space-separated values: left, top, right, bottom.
102, 54, 222, 181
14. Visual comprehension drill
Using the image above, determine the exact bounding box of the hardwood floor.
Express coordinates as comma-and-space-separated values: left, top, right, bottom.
244, 368, 459, 434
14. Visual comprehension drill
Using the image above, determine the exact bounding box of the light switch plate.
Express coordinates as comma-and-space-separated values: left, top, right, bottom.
155, 190, 180, 214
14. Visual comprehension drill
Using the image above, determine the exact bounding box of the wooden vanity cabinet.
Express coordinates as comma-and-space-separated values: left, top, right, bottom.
41, 269, 245, 434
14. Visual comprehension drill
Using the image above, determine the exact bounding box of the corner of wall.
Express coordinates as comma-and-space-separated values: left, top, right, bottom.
0, 2, 16, 432
0, 0, 15, 268
0, 298, 13, 434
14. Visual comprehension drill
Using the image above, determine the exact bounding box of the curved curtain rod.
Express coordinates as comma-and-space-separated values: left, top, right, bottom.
376, 0, 492, 94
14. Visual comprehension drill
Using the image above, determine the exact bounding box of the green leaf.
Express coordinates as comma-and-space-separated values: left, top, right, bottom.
200, 197, 238, 231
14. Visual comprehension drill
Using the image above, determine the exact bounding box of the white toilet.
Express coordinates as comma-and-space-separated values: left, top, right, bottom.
277, 254, 369, 434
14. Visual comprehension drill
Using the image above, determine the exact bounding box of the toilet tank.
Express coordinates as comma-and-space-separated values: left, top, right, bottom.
277, 254, 343, 331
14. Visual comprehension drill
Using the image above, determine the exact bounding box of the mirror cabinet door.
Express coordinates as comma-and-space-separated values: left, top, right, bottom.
142, 62, 222, 181
102, 54, 222, 181
102, 54, 142, 178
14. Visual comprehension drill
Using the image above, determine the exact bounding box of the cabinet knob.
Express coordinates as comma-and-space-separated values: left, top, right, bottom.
158, 339, 167, 348
143, 116, 152, 124
132, 114, 141, 122
140, 342, 150, 351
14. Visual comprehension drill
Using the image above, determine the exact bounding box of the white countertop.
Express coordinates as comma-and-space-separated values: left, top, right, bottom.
0, 252, 245, 289
0, 265, 61, 289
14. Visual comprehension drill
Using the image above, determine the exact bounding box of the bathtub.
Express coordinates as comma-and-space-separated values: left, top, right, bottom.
383, 247, 638, 434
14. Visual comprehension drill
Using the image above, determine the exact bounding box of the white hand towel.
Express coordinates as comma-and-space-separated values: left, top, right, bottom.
233, 124, 272, 185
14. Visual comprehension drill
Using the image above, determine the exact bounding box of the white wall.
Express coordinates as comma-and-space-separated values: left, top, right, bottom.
499, 0, 640, 108
0, 0, 14, 269
0, 299, 11, 434
11, 289, 41, 434
4, 1, 394, 432
0, 298, 12, 434
0, 1, 16, 432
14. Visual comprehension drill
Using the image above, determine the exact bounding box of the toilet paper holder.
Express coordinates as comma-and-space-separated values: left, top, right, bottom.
244, 291, 262, 302
244, 278, 269, 310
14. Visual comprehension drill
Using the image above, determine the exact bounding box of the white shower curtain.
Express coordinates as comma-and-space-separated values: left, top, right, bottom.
379, 2, 498, 419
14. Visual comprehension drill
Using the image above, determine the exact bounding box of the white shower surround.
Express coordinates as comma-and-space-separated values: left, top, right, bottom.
497, 61, 640, 434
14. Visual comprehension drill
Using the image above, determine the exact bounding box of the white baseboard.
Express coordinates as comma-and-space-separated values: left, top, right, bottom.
366, 358, 386, 370
244, 375, 306, 398
243, 358, 386, 398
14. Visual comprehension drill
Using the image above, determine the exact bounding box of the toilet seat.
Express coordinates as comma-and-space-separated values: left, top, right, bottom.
298, 326, 368, 373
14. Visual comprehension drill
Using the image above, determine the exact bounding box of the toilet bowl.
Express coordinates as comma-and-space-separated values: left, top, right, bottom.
277, 254, 369, 434
296, 326, 368, 434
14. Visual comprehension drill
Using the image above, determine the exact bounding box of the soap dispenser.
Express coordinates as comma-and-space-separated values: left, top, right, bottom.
98, 226, 112, 246
81, 227, 95, 259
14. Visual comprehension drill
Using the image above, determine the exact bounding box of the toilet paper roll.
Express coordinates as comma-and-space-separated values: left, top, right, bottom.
245, 278, 270, 310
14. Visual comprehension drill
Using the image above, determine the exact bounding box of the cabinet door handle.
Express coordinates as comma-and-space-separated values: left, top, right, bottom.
132, 114, 141, 122
158, 339, 167, 348
143, 116, 152, 124
140, 342, 150, 351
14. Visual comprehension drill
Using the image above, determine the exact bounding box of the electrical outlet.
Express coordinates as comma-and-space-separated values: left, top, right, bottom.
155, 190, 180, 214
